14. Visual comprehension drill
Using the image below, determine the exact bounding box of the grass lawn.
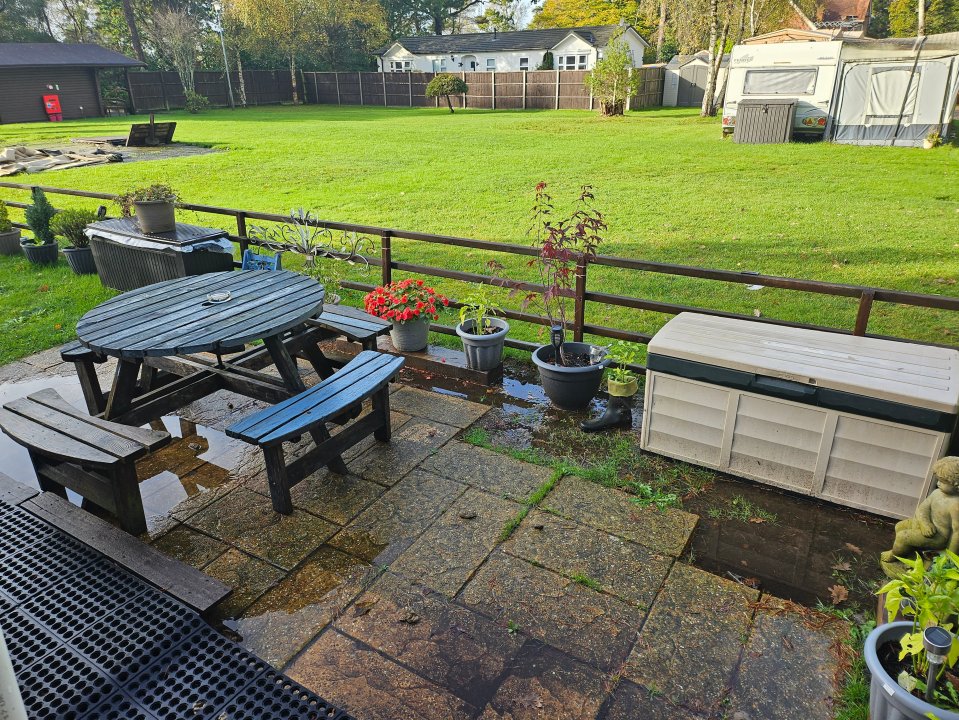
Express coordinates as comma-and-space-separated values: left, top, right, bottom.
0, 105, 957, 364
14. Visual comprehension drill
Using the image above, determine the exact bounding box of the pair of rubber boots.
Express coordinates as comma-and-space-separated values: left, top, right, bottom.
580, 396, 632, 433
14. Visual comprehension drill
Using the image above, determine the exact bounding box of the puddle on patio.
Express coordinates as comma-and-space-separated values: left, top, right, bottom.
398, 359, 894, 611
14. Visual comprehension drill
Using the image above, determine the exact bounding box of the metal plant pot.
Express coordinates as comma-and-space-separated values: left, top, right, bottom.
134, 200, 176, 234
532, 342, 609, 410
456, 317, 509, 371
20, 240, 59, 266
865, 622, 959, 720
608, 377, 639, 398
390, 319, 430, 352
0, 229, 21, 256
62, 246, 97, 275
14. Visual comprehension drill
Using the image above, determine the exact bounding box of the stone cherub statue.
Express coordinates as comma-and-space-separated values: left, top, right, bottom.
881, 456, 959, 578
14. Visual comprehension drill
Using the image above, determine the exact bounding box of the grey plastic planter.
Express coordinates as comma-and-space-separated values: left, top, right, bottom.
457, 317, 509, 371
63, 246, 97, 275
0, 229, 21, 256
20, 240, 59, 265
866, 622, 959, 720
532, 342, 608, 410
390, 319, 430, 352
134, 200, 176, 234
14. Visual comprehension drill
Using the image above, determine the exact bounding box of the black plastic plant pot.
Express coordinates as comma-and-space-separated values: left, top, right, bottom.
0, 229, 21, 255
62, 246, 97, 275
532, 342, 608, 410
865, 621, 959, 720
20, 239, 59, 265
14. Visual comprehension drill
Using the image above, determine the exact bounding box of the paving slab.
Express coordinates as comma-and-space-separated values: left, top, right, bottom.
167, 477, 244, 523
329, 468, 466, 564
236, 545, 374, 669
203, 548, 286, 621
543, 475, 697, 557
335, 572, 525, 705
479, 642, 611, 720
287, 469, 386, 525
391, 386, 488, 428
600, 680, 706, 720
287, 628, 476, 720
339, 410, 413, 462
392, 488, 520, 597
421, 441, 552, 501
504, 510, 672, 610
460, 552, 642, 672
149, 523, 227, 570
625, 563, 759, 716
186, 486, 336, 570
727, 597, 848, 720
350, 420, 459, 486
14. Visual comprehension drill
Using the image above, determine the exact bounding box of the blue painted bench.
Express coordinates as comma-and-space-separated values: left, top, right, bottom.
226, 350, 404, 514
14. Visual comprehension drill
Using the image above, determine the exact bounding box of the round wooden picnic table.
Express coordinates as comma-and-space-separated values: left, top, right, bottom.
76, 270, 326, 420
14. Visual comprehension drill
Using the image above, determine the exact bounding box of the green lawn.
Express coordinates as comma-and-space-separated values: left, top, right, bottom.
0, 105, 957, 365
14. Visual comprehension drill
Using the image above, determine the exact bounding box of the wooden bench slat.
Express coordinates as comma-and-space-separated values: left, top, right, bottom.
5, 397, 146, 460
0, 408, 118, 466
259, 357, 402, 445
28, 389, 170, 450
227, 351, 386, 438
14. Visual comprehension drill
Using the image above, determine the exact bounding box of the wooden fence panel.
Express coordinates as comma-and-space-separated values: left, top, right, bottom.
632, 65, 665, 109
411, 73, 434, 107
494, 71, 524, 110
559, 70, 590, 110
524, 70, 556, 110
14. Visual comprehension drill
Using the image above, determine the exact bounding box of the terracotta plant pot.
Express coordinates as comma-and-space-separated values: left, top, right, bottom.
20, 239, 59, 265
62, 246, 97, 275
0, 229, 21, 256
608, 377, 639, 397
134, 200, 176, 234
532, 342, 608, 410
390, 319, 430, 352
456, 317, 509, 371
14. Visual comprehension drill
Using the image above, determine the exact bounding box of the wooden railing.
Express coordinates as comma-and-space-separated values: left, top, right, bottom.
3, 180, 958, 367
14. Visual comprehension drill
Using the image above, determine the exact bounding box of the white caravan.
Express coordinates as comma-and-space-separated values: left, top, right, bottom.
722, 41, 844, 137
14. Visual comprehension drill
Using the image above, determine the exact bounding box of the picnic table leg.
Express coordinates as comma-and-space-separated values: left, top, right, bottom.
73, 359, 106, 415
300, 341, 336, 380
373, 385, 392, 442
262, 445, 294, 515
104, 358, 143, 420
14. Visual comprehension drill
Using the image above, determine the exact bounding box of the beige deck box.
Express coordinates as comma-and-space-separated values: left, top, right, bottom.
641, 313, 959, 519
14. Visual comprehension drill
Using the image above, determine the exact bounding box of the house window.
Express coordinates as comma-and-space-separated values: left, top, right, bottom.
487, 58, 496, 71
440, 58, 447, 72
390, 60, 411, 72
432, 58, 447, 72
578, 54, 587, 69
519, 57, 529, 71
557, 55, 587, 70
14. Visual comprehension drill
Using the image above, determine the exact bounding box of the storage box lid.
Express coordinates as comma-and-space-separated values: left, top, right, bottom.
86, 218, 229, 247
648, 313, 959, 415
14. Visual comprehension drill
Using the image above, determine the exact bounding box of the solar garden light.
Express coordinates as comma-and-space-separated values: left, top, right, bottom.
923, 626, 953, 703
550, 325, 564, 354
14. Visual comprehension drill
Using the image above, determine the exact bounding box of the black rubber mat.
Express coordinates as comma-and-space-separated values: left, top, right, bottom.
16, 644, 117, 720
221, 668, 354, 719
82, 691, 157, 720
0, 608, 60, 674
0, 502, 58, 559
0, 535, 98, 603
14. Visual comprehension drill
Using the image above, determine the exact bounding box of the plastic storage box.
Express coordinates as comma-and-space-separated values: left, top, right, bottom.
641, 313, 959, 518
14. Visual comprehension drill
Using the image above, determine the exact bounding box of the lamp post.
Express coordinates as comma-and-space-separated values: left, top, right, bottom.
212, 1, 235, 110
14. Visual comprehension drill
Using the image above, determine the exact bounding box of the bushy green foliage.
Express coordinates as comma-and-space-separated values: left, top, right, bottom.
24, 188, 55, 245
426, 74, 469, 113
0, 201, 12, 233
116, 184, 180, 217
584, 30, 639, 116
536, 51, 554, 70
50, 208, 99, 248
185, 90, 212, 114
888, 0, 959, 36
458, 283, 503, 333
605, 340, 641, 384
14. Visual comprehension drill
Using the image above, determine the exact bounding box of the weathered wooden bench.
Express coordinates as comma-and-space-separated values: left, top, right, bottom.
60, 340, 108, 414
0, 389, 170, 535
226, 350, 404, 514
306, 305, 391, 351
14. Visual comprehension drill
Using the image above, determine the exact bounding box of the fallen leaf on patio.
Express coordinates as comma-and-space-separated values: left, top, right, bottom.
399, 610, 420, 625
782, 635, 794, 651
832, 561, 851, 572
353, 598, 378, 616
829, 584, 849, 604
748, 517, 766, 524
844, 543, 862, 555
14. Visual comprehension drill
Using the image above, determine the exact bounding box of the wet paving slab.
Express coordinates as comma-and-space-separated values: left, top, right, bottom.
421, 441, 552, 501
202, 548, 286, 622
349, 419, 460, 486
599, 679, 707, 720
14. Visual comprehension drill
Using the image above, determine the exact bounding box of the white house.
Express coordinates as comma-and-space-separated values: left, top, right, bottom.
376, 25, 649, 74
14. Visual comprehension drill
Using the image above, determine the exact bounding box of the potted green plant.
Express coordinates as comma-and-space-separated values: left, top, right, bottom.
456, 283, 509, 371
0, 200, 21, 255
51, 208, 99, 275
21, 187, 59, 265
924, 131, 943, 150
582, 340, 641, 432
866, 550, 959, 719
364, 279, 448, 352
307, 257, 345, 304
116, 183, 179, 234
527, 183, 609, 410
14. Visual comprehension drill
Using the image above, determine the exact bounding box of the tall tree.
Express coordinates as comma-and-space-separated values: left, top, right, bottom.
888, 0, 958, 34
121, 0, 145, 61
0, 0, 54, 41
409, 0, 484, 34
151, 7, 201, 92
473, 0, 523, 31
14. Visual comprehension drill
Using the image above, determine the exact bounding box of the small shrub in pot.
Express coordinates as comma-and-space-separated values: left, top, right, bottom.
0, 200, 21, 256
21, 188, 59, 265
51, 208, 99, 275
456, 283, 509, 371
116, 184, 179, 234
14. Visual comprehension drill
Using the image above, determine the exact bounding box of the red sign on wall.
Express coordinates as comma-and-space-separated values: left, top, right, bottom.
43, 94, 62, 121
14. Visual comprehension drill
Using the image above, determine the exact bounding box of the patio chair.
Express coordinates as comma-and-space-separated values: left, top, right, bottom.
241, 248, 282, 271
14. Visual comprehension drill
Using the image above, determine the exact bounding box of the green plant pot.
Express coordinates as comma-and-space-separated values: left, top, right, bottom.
0, 229, 21, 256
608, 377, 638, 397
134, 200, 176, 234
63, 246, 97, 275
20, 239, 59, 265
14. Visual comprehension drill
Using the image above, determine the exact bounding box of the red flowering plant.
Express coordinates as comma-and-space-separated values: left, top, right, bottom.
364, 279, 449, 324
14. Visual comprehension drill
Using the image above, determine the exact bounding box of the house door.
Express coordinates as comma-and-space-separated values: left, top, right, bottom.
678, 65, 708, 106
461, 55, 478, 71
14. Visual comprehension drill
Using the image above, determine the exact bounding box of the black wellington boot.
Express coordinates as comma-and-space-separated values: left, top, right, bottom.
580, 396, 632, 433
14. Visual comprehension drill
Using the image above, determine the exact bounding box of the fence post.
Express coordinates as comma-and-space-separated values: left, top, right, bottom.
160, 73, 169, 111
522, 71, 527, 110
573, 253, 588, 342
380, 232, 393, 286
625, 67, 634, 112
491, 71, 496, 110
335, 73, 341, 105
382, 72, 388, 107
854, 290, 875, 336
313, 73, 319, 105
589, 86, 594, 111
462, 71, 467, 109
358, 72, 364, 105
554, 69, 560, 110
236, 212, 249, 255
408, 72, 413, 106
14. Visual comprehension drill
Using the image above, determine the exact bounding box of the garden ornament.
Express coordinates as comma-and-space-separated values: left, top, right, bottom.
881, 456, 959, 578
580, 395, 632, 432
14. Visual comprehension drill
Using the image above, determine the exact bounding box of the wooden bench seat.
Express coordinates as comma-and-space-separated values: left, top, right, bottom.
306, 305, 391, 351
0, 389, 170, 535
227, 350, 404, 514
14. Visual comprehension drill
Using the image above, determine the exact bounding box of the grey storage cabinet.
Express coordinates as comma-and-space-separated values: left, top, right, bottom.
734, 100, 796, 144
87, 218, 236, 291
641, 313, 959, 519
